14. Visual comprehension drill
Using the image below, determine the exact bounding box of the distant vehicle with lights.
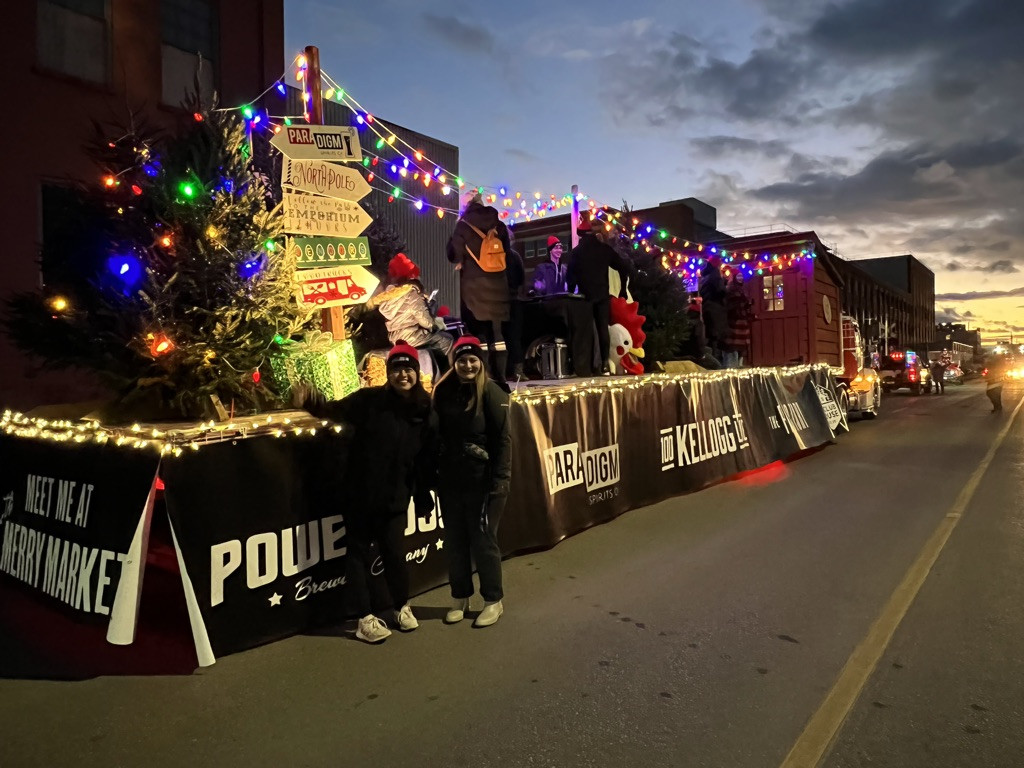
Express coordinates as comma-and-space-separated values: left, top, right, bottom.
879, 349, 933, 395
943, 364, 965, 385
836, 316, 881, 419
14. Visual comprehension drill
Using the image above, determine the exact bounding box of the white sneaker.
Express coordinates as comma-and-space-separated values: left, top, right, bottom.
356, 614, 391, 644
473, 600, 503, 627
445, 598, 469, 624
396, 604, 419, 631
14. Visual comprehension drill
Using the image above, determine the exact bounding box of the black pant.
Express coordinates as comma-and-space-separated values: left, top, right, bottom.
591, 297, 610, 373
461, 306, 506, 384
502, 301, 524, 378
987, 385, 1003, 412
345, 513, 408, 618
440, 487, 505, 602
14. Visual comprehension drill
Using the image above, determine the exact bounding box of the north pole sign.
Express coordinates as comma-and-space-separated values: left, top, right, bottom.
290, 236, 372, 268
282, 158, 370, 201
282, 190, 372, 238
293, 265, 379, 309
270, 125, 362, 162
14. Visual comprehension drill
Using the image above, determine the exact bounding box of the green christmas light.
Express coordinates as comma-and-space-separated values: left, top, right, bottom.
242, 106, 254, 120
376, 138, 385, 149
273, 334, 286, 345
284, 117, 292, 126
179, 182, 195, 199
362, 157, 370, 167
265, 240, 276, 251
392, 187, 401, 198
659, 230, 667, 239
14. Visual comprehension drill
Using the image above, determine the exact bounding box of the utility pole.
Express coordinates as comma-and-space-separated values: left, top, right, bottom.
570, 184, 580, 249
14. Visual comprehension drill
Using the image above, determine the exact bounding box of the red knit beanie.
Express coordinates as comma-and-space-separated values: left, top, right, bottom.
451, 336, 484, 364
547, 236, 562, 249
387, 340, 420, 371
388, 253, 420, 282
576, 217, 592, 233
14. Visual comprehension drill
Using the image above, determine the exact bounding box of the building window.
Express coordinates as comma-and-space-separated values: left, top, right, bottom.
763, 274, 784, 311
37, 0, 109, 84
161, 0, 218, 107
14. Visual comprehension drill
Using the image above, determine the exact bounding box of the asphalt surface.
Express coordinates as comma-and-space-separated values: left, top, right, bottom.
1, 379, 1021, 768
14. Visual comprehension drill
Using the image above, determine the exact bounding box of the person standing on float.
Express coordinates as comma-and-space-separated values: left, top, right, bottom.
432, 336, 512, 627
565, 217, 635, 374
298, 343, 437, 643
447, 191, 512, 388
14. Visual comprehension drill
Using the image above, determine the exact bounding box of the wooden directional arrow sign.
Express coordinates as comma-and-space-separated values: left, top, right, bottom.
270, 125, 362, 162
293, 265, 379, 309
282, 158, 371, 201
289, 236, 372, 268
282, 190, 372, 238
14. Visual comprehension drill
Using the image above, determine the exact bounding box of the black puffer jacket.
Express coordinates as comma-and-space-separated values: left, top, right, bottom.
447, 202, 512, 322
303, 386, 437, 516
433, 378, 512, 496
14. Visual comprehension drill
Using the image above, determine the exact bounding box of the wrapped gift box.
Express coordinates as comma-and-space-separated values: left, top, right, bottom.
270, 332, 360, 401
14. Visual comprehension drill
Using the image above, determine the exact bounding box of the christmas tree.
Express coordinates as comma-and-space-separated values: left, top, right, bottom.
608, 203, 693, 369
4, 103, 313, 420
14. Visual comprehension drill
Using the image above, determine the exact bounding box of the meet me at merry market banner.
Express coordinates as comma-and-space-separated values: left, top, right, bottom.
0, 365, 845, 671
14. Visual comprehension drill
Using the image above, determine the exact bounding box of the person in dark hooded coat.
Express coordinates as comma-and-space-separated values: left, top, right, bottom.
446, 192, 512, 386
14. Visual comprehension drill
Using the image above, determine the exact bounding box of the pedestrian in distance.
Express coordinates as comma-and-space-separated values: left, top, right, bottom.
930, 358, 946, 395
432, 336, 512, 628
297, 343, 437, 644
986, 356, 1006, 413
447, 191, 512, 390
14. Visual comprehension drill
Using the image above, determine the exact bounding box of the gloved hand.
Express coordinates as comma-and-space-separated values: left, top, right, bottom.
433, 317, 447, 331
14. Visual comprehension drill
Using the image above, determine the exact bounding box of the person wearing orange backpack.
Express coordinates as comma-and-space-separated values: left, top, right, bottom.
447, 191, 512, 389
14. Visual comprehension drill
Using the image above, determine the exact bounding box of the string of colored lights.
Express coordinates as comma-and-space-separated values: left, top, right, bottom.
1, 409, 342, 454
227, 64, 816, 279
5, 363, 832, 447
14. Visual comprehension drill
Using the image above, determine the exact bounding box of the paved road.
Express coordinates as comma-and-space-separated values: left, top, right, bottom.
1, 380, 1021, 768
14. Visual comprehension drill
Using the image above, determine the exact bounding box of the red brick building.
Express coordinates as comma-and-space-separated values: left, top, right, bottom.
0, 0, 283, 410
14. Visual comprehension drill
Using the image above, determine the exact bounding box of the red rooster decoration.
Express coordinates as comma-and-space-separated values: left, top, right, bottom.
608, 297, 646, 375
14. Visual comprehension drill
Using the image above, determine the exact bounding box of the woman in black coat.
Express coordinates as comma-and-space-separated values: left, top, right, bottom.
446, 192, 512, 384
300, 342, 437, 644
432, 336, 512, 628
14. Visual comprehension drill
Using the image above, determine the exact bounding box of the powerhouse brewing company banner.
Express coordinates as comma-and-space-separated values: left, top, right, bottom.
162, 436, 448, 663
162, 365, 845, 664
0, 436, 158, 644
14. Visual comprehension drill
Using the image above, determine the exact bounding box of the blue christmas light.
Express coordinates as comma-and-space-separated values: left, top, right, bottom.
238, 253, 265, 280
276, 82, 286, 96
106, 254, 143, 291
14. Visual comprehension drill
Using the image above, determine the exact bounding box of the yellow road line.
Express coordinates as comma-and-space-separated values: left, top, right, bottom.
779, 395, 1023, 768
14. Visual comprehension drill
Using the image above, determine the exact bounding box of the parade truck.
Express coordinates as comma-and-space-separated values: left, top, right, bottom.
729, 231, 881, 421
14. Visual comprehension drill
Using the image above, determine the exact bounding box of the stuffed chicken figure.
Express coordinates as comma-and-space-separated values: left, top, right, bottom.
608, 297, 647, 375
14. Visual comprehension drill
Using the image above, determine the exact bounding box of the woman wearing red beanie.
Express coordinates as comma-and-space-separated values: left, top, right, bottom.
431, 336, 512, 627
298, 342, 437, 643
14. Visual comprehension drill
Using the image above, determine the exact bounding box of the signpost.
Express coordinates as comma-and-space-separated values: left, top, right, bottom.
282, 158, 371, 201
289, 236, 372, 268
282, 191, 372, 238
293, 265, 380, 309
270, 125, 362, 162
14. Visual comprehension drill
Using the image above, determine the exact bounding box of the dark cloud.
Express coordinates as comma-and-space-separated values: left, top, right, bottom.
421, 13, 495, 54
690, 136, 790, 158
943, 258, 1017, 273
504, 147, 542, 164
936, 286, 1024, 301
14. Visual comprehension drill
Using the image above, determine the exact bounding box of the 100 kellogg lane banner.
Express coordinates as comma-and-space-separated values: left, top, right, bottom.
0, 436, 157, 641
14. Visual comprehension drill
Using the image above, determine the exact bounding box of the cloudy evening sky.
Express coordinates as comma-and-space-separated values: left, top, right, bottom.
286, 0, 1024, 338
